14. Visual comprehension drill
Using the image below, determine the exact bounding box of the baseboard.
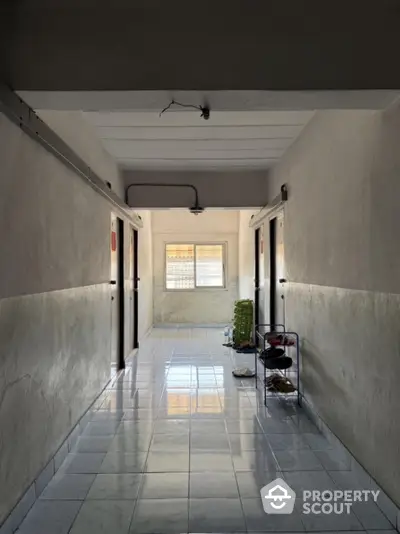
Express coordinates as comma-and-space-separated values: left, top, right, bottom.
140, 325, 153, 340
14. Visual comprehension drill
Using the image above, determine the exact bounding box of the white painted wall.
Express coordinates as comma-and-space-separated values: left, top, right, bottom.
0, 111, 153, 526
137, 211, 153, 339
36, 110, 154, 342
265, 103, 400, 507
152, 210, 239, 324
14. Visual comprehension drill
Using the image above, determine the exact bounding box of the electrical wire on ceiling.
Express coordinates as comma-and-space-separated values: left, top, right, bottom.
159, 99, 210, 120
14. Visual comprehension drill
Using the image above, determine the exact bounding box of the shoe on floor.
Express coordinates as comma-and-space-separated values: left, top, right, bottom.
265, 374, 296, 392
232, 367, 255, 378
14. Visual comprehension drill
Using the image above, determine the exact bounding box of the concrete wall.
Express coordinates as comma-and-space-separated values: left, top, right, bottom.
137, 211, 153, 340
0, 112, 152, 525
124, 170, 267, 209
35, 110, 154, 343
3, 1, 400, 91
152, 210, 239, 324
265, 103, 400, 506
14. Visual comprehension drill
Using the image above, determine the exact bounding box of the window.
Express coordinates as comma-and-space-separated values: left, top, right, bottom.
165, 243, 226, 290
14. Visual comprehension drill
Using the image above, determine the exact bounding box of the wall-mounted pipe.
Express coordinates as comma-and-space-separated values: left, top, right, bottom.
125, 183, 204, 214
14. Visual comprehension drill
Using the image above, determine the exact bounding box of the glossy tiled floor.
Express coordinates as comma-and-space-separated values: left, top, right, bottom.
17, 327, 396, 533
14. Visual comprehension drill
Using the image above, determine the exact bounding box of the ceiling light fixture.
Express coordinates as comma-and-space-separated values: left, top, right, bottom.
159, 99, 210, 120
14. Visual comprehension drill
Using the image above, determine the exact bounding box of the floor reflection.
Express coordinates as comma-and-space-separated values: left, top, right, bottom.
16, 327, 390, 534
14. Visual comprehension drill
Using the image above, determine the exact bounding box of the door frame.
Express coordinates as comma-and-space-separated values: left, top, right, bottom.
269, 216, 277, 329
254, 227, 261, 329
252, 205, 285, 333
117, 217, 125, 370
133, 228, 139, 349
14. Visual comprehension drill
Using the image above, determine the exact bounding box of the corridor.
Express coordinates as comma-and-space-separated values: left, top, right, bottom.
2, 4, 400, 531
16, 328, 394, 534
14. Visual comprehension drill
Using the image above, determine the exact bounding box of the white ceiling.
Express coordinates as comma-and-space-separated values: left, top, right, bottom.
83, 110, 314, 171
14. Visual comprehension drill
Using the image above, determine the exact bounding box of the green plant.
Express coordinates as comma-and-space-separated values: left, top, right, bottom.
233, 299, 254, 345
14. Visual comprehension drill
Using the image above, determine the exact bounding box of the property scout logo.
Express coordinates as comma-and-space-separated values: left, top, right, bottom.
260, 478, 380, 515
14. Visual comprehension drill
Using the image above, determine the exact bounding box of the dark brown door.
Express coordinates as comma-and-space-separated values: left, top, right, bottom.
133, 229, 139, 349
254, 226, 266, 344
275, 212, 286, 328
254, 228, 260, 327
269, 211, 285, 330
117, 218, 125, 369
110, 215, 125, 370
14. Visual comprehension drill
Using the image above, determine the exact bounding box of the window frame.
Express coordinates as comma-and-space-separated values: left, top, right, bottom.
164, 241, 228, 292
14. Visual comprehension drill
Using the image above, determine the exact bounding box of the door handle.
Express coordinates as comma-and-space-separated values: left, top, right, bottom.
279, 278, 287, 284
110, 280, 117, 285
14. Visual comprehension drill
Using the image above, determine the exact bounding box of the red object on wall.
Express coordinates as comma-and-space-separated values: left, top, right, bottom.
111, 231, 117, 251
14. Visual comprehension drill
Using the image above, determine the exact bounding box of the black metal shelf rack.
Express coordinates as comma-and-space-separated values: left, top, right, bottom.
255, 323, 301, 406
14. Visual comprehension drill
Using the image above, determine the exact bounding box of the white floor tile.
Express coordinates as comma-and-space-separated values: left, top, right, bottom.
13, 327, 393, 534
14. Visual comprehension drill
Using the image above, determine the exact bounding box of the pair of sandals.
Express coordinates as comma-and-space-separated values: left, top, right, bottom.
265, 333, 295, 346
266, 373, 296, 393
223, 341, 257, 354
259, 347, 292, 370
232, 368, 255, 378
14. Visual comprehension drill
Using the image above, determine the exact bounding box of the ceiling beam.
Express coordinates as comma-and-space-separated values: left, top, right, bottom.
4, 0, 400, 94
124, 170, 268, 209
16, 91, 400, 112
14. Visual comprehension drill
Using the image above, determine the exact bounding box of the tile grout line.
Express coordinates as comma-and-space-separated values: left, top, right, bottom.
12, 327, 400, 534
65, 494, 88, 534
187, 366, 192, 534
1, 365, 120, 533
126, 373, 156, 534
225, 392, 249, 533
